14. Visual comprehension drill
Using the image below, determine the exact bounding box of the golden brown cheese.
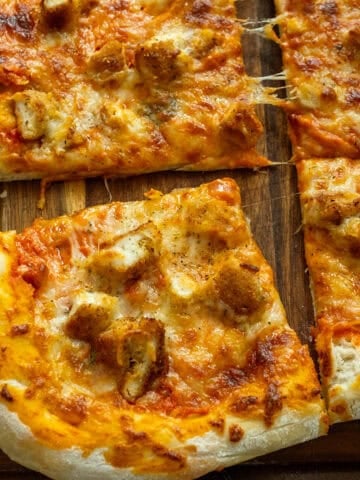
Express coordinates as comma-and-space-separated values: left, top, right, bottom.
276, 0, 360, 159
0, 179, 326, 478
0, 0, 269, 181
297, 158, 360, 423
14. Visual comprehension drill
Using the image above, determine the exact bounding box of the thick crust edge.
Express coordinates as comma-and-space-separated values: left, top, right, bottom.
0, 403, 326, 480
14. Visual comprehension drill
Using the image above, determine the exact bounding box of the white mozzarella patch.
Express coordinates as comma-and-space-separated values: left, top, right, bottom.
115, 233, 147, 268
69, 291, 119, 318
49, 312, 69, 333
154, 21, 195, 54
169, 272, 199, 298
103, 230, 152, 272
338, 217, 360, 238
113, 70, 142, 103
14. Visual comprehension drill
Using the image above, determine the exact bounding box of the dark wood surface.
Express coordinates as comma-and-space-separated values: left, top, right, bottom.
0, 0, 359, 478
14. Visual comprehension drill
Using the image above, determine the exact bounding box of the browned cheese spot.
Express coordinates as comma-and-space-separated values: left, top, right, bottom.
10, 323, 30, 336
228, 423, 244, 442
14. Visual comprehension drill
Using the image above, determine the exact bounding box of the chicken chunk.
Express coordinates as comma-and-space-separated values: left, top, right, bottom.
95, 317, 167, 402
65, 291, 118, 341
13, 90, 52, 141
221, 103, 263, 150
136, 40, 182, 83
88, 41, 126, 83
214, 256, 270, 316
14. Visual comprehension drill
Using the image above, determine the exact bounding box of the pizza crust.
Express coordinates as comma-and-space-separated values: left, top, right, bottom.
0, 401, 326, 480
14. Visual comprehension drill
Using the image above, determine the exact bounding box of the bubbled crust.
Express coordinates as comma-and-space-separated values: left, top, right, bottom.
0, 179, 326, 479
276, 0, 360, 159
0, 0, 268, 181
297, 159, 360, 423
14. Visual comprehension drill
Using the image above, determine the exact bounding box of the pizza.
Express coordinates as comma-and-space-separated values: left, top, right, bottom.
0, 178, 326, 479
297, 159, 360, 423
275, 0, 360, 160
275, 0, 360, 423
0, 0, 270, 182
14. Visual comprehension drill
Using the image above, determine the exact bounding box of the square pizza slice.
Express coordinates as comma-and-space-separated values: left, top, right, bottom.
0, 0, 269, 181
0, 178, 326, 479
297, 158, 360, 423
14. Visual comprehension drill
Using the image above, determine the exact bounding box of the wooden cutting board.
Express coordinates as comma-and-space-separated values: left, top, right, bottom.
0, 0, 359, 478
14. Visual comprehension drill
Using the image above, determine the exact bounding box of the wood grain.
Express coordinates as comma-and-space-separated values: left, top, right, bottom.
0, 0, 359, 478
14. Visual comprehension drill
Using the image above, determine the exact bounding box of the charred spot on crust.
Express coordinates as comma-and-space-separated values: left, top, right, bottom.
228, 423, 244, 442
105, 439, 186, 472
0, 384, 14, 402
264, 382, 283, 426
208, 417, 225, 432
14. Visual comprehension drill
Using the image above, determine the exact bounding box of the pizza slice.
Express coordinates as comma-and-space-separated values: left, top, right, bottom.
275, 0, 360, 160
0, 0, 269, 182
297, 158, 360, 423
0, 178, 326, 479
